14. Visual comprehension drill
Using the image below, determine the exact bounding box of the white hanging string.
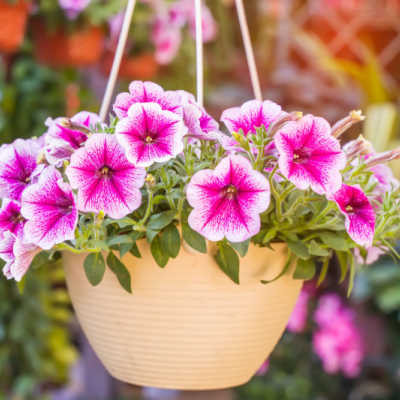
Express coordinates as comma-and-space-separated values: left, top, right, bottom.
99, 0, 137, 122
234, 0, 263, 101
194, 0, 204, 107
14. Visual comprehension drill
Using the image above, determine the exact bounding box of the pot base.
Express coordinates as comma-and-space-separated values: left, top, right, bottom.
64, 242, 302, 390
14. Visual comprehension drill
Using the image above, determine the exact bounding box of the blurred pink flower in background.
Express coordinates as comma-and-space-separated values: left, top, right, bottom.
287, 284, 314, 333
256, 359, 270, 376
313, 294, 364, 378
152, 16, 182, 65
58, 0, 91, 19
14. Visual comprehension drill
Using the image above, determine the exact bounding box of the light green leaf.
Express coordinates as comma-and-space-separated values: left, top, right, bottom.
229, 240, 250, 257
107, 235, 133, 247
308, 240, 330, 257
287, 241, 310, 260
320, 232, 350, 251
147, 210, 176, 231
106, 252, 132, 293
84, 253, 106, 286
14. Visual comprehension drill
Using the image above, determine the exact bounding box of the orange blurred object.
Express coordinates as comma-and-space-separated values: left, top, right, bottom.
0, 0, 30, 53
102, 51, 159, 80
33, 21, 104, 68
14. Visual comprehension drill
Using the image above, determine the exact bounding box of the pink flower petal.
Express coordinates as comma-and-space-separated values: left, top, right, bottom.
275, 115, 346, 195
0, 200, 25, 240
115, 102, 186, 167
187, 155, 270, 242
21, 166, 78, 250
66, 134, 146, 219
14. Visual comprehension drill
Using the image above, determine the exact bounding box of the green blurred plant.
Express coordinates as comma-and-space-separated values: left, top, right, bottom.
0, 256, 77, 399
0, 57, 67, 142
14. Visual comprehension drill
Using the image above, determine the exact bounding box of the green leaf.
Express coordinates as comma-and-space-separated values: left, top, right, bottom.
317, 257, 330, 286
320, 232, 350, 251
308, 240, 330, 256
160, 224, 181, 258
262, 228, 277, 244
150, 236, 169, 268
287, 241, 310, 260
215, 242, 240, 284
107, 235, 133, 247
146, 228, 159, 243
294, 258, 316, 280
337, 251, 350, 283
106, 252, 132, 293
147, 210, 176, 231
83, 253, 106, 286
347, 255, 356, 297
261, 253, 294, 284
130, 243, 141, 258
119, 243, 132, 258
182, 222, 207, 253
229, 240, 250, 257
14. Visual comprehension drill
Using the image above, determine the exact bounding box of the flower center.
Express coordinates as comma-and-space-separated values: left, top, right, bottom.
345, 205, 354, 213
293, 149, 310, 164
99, 166, 112, 177
224, 184, 237, 199
145, 136, 154, 143
11, 214, 25, 224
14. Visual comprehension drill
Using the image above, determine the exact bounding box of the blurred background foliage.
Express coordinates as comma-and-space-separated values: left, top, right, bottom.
1, 0, 400, 399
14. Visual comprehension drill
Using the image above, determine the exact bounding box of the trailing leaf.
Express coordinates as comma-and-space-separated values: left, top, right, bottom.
287, 241, 310, 260
215, 242, 240, 284
160, 224, 181, 258
147, 210, 176, 231
294, 258, 316, 280
83, 253, 106, 286
150, 236, 170, 267
182, 222, 207, 253
106, 252, 132, 293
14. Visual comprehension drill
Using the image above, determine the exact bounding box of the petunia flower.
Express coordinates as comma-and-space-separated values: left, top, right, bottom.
113, 81, 182, 119
177, 90, 221, 141
0, 138, 43, 201
115, 102, 186, 168
275, 115, 346, 195
66, 134, 146, 219
21, 166, 78, 250
152, 16, 182, 65
354, 246, 385, 265
44, 111, 100, 166
0, 231, 15, 265
331, 184, 375, 247
0, 200, 25, 239
186, 1, 218, 42
58, 0, 91, 19
187, 155, 270, 242
221, 100, 286, 136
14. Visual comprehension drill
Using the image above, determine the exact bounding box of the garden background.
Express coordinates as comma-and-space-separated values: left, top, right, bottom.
1, 0, 400, 399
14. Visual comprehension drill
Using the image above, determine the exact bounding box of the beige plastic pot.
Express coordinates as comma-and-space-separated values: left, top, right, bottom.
64, 241, 302, 390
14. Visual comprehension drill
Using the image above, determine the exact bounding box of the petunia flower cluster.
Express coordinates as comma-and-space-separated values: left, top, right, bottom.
0, 79, 400, 292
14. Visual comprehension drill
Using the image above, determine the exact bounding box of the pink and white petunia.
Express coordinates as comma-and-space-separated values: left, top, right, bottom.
113, 81, 182, 119
44, 111, 100, 166
177, 90, 221, 141
58, 0, 91, 19
0, 200, 25, 239
221, 100, 286, 136
0, 231, 15, 264
152, 16, 182, 65
187, 155, 270, 242
21, 166, 78, 250
0, 138, 43, 201
115, 102, 186, 167
275, 115, 346, 195
66, 134, 146, 219
332, 184, 375, 247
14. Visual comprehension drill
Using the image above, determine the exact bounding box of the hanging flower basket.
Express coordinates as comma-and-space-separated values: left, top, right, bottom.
101, 51, 159, 80
33, 21, 104, 67
0, 0, 30, 53
64, 242, 302, 389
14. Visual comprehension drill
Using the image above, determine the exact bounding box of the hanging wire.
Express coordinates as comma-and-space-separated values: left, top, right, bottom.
99, 0, 137, 122
234, 0, 263, 101
194, 0, 204, 107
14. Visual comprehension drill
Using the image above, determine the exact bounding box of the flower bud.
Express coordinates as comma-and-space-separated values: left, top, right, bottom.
232, 131, 250, 150
145, 173, 156, 188
332, 110, 365, 138
343, 135, 374, 159
365, 148, 400, 168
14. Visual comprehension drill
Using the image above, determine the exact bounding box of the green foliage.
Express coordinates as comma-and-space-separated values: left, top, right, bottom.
106, 252, 132, 293
215, 241, 240, 284
0, 258, 76, 399
84, 252, 106, 286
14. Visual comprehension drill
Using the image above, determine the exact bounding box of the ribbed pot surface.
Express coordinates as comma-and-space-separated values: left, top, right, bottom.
64, 242, 302, 390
